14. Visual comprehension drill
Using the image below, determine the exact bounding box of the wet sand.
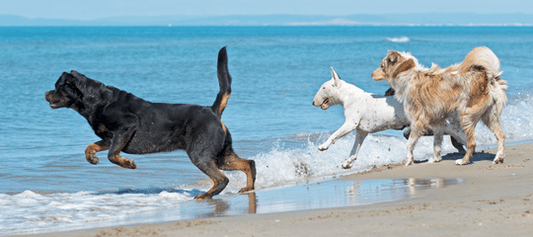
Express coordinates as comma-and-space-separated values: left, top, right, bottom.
11, 142, 533, 237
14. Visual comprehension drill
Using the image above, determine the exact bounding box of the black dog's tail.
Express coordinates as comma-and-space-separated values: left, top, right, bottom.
212, 46, 232, 118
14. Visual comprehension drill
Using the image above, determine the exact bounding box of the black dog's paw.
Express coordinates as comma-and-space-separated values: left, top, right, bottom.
238, 187, 254, 193
86, 153, 99, 165
194, 193, 212, 200
123, 159, 137, 169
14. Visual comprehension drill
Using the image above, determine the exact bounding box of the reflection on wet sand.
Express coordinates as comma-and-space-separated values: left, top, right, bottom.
344, 178, 467, 205
405, 178, 448, 195
247, 192, 257, 214
108, 177, 466, 230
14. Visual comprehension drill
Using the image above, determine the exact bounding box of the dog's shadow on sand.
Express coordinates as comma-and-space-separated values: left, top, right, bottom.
415, 150, 496, 164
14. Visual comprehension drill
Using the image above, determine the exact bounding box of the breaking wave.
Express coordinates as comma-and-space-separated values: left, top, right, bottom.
386, 36, 410, 42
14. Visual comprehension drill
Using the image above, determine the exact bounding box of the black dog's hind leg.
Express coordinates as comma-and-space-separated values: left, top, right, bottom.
85, 140, 109, 165
191, 152, 229, 200
218, 149, 256, 193
108, 126, 137, 169
450, 137, 466, 153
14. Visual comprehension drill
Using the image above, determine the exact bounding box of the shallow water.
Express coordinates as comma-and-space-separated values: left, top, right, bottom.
1, 26, 533, 234
6, 178, 467, 235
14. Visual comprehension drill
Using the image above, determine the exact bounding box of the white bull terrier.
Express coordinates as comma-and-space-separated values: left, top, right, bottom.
312, 67, 466, 169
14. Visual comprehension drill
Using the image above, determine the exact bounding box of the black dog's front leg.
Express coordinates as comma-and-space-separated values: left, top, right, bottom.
85, 140, 109, 165
108, 126, 137, 169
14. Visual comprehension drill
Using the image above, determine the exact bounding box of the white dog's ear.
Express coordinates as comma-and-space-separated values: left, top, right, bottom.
330, 67, 341, 87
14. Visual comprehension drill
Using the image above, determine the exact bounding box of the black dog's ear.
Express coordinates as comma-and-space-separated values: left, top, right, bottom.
66, 70, 93, 92
70, 70, 87, 79
56, 72, 74, 87
392, 58, 416, 78
57, 72, 85, 98
58, 72, 72, 82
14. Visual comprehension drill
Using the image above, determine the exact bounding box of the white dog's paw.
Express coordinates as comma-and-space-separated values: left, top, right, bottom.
428, 156, 442, 163
318, 144, 329, 151
342, 162, 353, 169
455, 159, 468, 165
405, 159, 414, 166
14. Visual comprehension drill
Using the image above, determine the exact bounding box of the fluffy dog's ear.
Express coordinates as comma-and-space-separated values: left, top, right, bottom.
392, 58, 416, 78
387, 51, 403, 66
330, 67, 341, 87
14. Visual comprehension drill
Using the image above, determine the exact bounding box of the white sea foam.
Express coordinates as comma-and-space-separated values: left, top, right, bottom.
386, 36, 410, 42
0, 189, 195, 235
223, 133, 460, 193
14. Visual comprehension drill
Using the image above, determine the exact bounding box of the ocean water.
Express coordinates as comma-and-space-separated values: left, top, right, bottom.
1, 26, 533, 235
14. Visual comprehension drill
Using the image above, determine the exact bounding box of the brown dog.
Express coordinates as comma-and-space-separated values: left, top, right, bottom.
371, 47, 507, 165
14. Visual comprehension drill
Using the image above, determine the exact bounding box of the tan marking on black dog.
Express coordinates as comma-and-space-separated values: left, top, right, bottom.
85, 141, 109, 165
218, 92, 231, 117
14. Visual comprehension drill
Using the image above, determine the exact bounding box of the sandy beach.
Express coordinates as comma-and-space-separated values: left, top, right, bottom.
11, 142, 533, 237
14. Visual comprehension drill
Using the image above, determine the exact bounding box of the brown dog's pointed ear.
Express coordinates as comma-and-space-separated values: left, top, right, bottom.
392, 58, 416, 78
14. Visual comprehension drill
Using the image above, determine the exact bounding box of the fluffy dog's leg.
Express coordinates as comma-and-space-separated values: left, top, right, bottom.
406, 125, 423, 166
85, 140, 109, 165
429, 126, 443, 163
482, 112, 506, 164
318, 122, 356, 151
342, 129, 368, 169
456, 119, 477, 165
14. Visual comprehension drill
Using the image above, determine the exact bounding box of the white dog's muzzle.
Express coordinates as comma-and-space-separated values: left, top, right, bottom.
320, 98, 330, 110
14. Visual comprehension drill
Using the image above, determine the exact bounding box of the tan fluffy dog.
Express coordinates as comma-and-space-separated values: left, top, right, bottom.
371, 47, 507, 165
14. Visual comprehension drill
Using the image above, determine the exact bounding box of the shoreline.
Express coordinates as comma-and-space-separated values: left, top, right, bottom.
10, 142, 533, 237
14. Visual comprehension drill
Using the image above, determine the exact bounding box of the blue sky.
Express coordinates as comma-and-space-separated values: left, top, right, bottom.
1, 0, 532, 20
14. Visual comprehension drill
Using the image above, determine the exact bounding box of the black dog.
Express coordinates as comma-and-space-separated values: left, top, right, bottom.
45, 47, 256, 199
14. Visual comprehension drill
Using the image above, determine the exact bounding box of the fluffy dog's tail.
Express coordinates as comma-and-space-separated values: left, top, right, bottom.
212, 46, 232, 118
459, 46, 507, 88
460, 46, 508, 111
